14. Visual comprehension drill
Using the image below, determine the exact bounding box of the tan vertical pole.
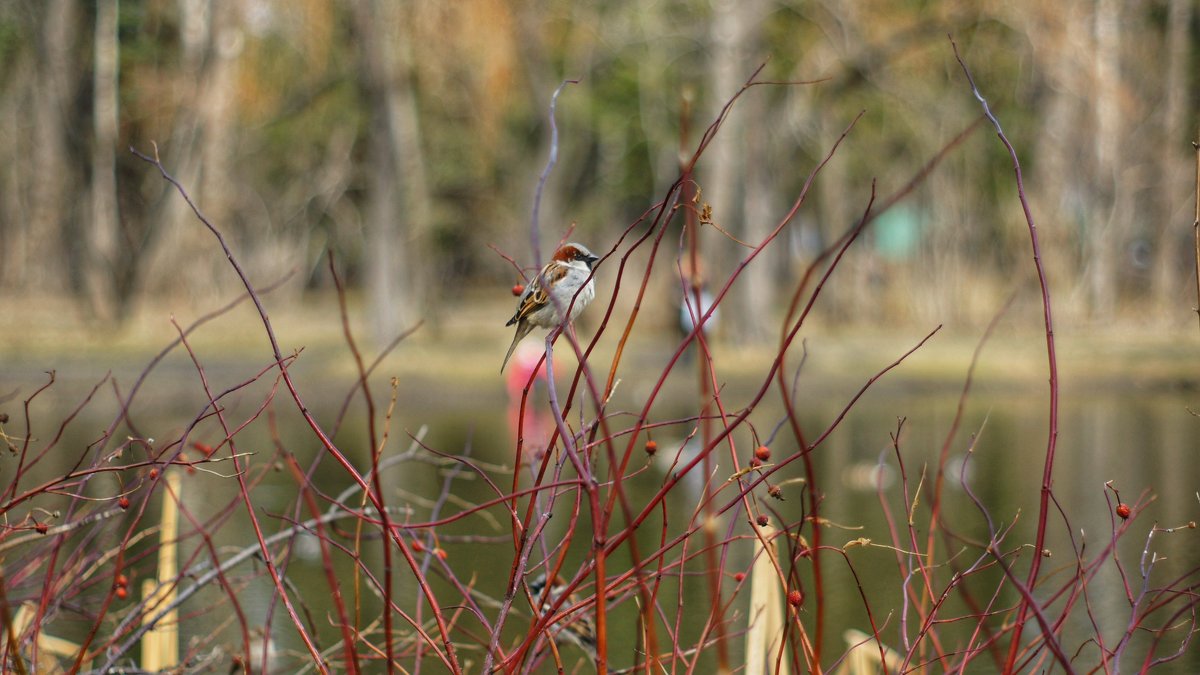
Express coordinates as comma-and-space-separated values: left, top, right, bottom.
141, 470, 180, 670
744, 525, 789, 675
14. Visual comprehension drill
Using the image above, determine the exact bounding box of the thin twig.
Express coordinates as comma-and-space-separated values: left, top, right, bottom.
949, 37, 1062, 674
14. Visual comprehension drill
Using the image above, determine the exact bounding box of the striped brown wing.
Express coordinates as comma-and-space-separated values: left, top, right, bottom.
506, 263, 567, 326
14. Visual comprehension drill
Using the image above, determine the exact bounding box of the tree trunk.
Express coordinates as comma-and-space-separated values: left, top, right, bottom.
88, 0, 121, 319
138, 0, 236, 302
353, 0, 431, 345
1027, 1, 1087, 316
1087, 0, 1123, 317
31, 0, 79, 295
0, 22, 35, 289
739, 87, 776, 344
706, 0, 772, 343
1152, 0, 1192, 311
198, 0, 243, 269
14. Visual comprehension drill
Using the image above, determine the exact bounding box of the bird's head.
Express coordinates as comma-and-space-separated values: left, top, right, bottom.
553, 243, 600, 270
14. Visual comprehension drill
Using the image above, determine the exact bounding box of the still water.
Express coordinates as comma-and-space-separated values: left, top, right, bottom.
3, 351, 1197, 673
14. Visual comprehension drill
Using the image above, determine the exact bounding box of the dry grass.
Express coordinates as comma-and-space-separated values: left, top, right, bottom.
3, 292, 1195, 393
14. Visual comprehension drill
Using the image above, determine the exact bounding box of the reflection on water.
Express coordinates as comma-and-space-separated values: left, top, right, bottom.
3, 364, 1197, 672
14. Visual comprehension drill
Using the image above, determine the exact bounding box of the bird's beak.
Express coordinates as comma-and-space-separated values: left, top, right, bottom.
585, 253, 600, 267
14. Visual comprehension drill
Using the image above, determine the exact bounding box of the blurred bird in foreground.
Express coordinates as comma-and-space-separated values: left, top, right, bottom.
502, 242, 599, 372
527, 573, 599, 666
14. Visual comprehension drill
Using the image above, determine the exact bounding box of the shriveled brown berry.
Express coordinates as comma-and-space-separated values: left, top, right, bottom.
767, 484, 784, 501
754, 446, 771, 462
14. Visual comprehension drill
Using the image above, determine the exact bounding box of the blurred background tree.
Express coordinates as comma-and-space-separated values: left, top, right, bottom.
0, 0, 1195, 343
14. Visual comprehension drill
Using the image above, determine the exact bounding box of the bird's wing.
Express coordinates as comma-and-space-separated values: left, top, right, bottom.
506, 263, 568, 325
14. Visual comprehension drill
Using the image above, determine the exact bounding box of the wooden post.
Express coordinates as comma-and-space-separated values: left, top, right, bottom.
744, 525, 788, 675
141, 470, 180, 670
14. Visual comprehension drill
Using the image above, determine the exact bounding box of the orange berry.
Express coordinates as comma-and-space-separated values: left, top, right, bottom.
116, 574, 128, 587
754, 446, 771, 462
645, 440, 658, 456
115, 586, 128, 600
118, 496, 130, 510
412, 539, 425, 552
434, 548, 448, 561
148, 468, 158, 479
1116, 503, 1131, 520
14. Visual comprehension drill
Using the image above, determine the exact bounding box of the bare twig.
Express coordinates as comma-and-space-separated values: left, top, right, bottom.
950, 37, 1062, 674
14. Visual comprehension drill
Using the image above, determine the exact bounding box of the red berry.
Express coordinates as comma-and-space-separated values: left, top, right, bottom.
754, 446, 771, 462
148, 468, 158, 479
35, 523, 48, 534
192, 442, 213, 456
645, 440, 658, 456
1116, 503, 1131, 520
434, 548, 448, 561
511, 284, 525, 297
787, 589, 802, 607
733, 572, 745, 582
749, 458, 762, 469
412, 539, 425, 552
756, 514, 769, 527
115, 586, 128, 600
118, 496, 130, 510
116, 574, 128, 587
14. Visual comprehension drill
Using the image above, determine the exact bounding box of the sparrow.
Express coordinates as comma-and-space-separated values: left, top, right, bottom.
502, 242, 600, 372
527, 573, 599, 665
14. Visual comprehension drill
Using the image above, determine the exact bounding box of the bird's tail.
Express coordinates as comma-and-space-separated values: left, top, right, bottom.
501, 322, 534, 373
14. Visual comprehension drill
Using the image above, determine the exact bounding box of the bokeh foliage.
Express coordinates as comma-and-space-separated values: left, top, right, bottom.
0, 0, 1195, 334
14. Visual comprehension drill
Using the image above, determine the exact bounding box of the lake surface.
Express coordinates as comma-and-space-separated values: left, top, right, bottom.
2, 344, 1197, 673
